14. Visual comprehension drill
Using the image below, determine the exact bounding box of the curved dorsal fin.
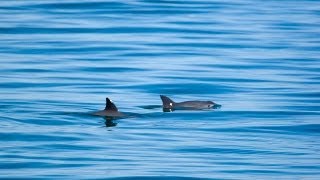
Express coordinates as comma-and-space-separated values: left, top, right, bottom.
160, 95, 175, 109
104, 98, 118, 112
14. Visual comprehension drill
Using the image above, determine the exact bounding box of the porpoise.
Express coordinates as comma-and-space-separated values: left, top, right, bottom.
160, 95, 220, 111
92, 98, 124, 117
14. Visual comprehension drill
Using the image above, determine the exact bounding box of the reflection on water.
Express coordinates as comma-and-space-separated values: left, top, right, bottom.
104, 118, 118, 128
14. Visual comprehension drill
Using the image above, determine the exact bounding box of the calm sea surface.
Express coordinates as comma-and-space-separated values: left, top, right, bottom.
1, 0, 320, 179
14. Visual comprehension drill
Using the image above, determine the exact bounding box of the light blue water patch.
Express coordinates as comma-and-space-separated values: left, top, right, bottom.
0, 0, 320, 179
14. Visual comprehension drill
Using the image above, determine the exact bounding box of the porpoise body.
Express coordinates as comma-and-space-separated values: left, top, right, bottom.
160, 95, 219, 111
92, 98, 124, 117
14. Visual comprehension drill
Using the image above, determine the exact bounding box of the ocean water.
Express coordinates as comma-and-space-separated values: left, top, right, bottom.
1, 0, 320, 179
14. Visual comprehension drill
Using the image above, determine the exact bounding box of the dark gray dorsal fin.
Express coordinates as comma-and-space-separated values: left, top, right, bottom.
104, 98, 118, 111
160, 95, 175, 109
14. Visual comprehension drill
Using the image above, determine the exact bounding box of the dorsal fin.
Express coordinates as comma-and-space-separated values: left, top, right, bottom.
104, 98, 118, 112
160, 95, 175, 109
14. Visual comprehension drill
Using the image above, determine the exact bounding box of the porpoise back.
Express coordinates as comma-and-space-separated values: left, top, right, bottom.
160, 95, 176, 109
92, 98, 124, 117
160, 95, 219, 111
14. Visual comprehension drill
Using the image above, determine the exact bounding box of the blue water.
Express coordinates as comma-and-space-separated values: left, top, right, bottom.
1, 0, 320, 179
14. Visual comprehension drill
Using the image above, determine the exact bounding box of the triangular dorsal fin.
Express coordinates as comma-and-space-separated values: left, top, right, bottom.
160, 95, 175, 109
104, 98, 118, 111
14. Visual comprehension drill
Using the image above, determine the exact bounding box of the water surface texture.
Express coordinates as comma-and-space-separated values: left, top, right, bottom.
1, 0, 320, 179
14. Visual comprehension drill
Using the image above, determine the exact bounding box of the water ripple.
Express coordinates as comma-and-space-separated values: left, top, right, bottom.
0, 0, 320, 179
